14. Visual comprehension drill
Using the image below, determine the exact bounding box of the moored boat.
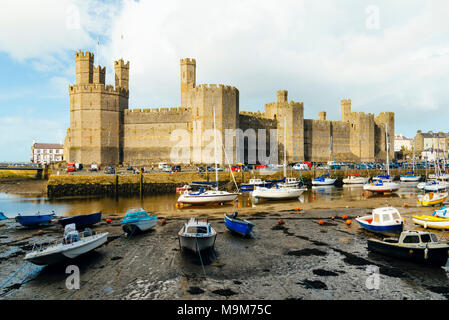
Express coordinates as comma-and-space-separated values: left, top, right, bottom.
363, 180, 400, 194
178, 218, 217, 253
417, 192, 448, 207
367, 230, 449, 266
176, 185, 192, 194
120, 208, 158, 233
312, 173, 336, 186
0, 212, 7, 220
433, 206, 449, 218
240, 178, 271, 192
400, 173, 421, 182
24, 223, 108, 266
178, 188, 239, 205
251, 184, 305, 200
15, 212, 55, 227
356, 207, 403, 234
412, 215, 449, 230
59, 212, 102, 229
224, 212, 254, 237
343, 174, 370, 184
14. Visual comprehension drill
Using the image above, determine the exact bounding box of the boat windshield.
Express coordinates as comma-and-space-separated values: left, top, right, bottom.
421, 234, 433, 243
431, 234, 438, 242
403, 235, 420, 244
186, 226, 208, 234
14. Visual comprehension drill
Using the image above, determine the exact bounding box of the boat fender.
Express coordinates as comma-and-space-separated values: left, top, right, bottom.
424, 246, 429, 260
424, 222, 427, 229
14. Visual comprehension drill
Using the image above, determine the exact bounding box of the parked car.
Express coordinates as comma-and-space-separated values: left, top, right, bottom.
207, 166, 223, 172
197, 166, 205, 173
104, 166, 115, 174
231, 166, 241, 172
161, 165, 172, 172
89, 162, 99, 171
127, 165, 134, 171
67, 163, 76, 172
172, 165, 181, 172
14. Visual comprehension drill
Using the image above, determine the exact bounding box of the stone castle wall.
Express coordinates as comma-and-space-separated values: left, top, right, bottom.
65, 51, 395, 167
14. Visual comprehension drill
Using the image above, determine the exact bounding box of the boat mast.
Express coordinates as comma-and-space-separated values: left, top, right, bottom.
213, 107, 219, 191
284, 116, 287, 179
386, 123, 390, 177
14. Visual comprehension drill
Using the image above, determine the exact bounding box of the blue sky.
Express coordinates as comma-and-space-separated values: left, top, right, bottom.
0, 0, 448, 162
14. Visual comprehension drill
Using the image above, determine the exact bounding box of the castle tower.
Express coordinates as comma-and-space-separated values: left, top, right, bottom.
277, 90, 288, 103
341, 99, 351, 122
65, 51, 129, 166
114, 59, 129, 90
75, 51, 93, 84
318, 111, 327, 121
180, 58, 196, 107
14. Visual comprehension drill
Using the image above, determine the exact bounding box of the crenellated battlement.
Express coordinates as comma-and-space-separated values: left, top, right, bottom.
239, 110, 266, 118
193, 83, 238, 94
124, 107, 190, 114
180, 58, 196, 65
75, 50, 94, 60
114, 59, 129, 69
69, 84, 129, 97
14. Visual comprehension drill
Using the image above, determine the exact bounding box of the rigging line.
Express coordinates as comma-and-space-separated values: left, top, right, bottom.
195, 237, 207, 279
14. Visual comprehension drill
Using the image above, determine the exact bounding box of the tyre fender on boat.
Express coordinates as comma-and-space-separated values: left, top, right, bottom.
424, 246, 429, 260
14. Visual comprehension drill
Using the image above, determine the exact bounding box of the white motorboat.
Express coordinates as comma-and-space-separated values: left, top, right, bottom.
343, 174, 370, 185
417, 192, 448, 207
356, 207, 404, 234
277, 177, 301, 188
178, 218, 217, 253
24, 224, 108, 266
420, 180, 449, 192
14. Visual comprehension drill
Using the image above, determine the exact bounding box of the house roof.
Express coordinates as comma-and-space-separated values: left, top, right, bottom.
33, 143, 63, 149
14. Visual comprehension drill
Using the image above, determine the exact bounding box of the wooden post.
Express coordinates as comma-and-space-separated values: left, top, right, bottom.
115, 174, 119, 199
140, 170, 143, 198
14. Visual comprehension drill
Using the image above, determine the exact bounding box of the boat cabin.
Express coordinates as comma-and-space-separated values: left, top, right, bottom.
395, 230, 439, 244
184, 218, 212, 235
366, 207, 402, 225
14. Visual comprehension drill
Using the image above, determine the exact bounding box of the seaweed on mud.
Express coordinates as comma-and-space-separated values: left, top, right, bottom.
312, 269, 339, 277
299, 279, 328, 290
271, 225, 294, 236
187, 286, 205, 295
286, 249, 327, 257
212, 288, 237, 297
233, 280, 242, 285
111, 256, 123, 261
332, 248, 370, 266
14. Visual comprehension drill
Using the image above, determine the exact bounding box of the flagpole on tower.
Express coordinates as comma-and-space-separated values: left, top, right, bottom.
96, 37, 100, 66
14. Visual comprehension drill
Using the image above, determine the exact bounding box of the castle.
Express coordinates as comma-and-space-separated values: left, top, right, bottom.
64, 51, 395, 166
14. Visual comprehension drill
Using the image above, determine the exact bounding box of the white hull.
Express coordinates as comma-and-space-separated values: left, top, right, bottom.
123, 218, 158, 232
178, 233, 216, 253
363, 182, 400, 193
412, 217, 449, 230
400, 176, 421, 182
429, 174, 449, 180
252, 187, 305, 200
343, 177, 370, 184
423, 182, 449, 192
25, 232, 109, 265
178, 191, 239, 204
312, 178, 336, 186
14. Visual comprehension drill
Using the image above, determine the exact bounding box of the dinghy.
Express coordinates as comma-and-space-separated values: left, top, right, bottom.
178, 218, 217, 253
15, 212, 55, 227
224, 212, 254, 237
367, 230, 449, 266
433, 206, 449, 218
240, 178, 271, 192
120, 208, 158, 233
356, 207, 403, 234
412, 215, 449, 230
59, 212, 102, 229
24, 223, 108, 266
343, 174, 370, 185
417, 192, 448, 207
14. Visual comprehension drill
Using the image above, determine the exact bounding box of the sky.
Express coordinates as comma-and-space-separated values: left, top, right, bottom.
0, 0, 448, 162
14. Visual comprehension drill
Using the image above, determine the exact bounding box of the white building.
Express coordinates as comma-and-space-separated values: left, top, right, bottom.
421, 148, 448, 162
394, 134, 414, 152
31, 142, 64, 164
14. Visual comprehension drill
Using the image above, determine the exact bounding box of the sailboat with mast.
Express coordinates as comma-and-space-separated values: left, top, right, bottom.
312, 136, 337, 186
251, 117, 306, 200
364, 123, 400, 194
177, 107, 239, 205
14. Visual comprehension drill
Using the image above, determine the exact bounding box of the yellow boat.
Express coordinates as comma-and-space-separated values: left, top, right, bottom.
417, 192, 448, 207
412, 215, 449, 230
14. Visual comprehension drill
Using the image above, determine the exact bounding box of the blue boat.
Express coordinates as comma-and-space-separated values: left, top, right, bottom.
240, 178, 272, 192
120, 208, 158, 233
356, 207, 403, 234
15, 212, 55, 227
59, 212, 102, 229
224, 212, 254, 237
0, 212, 7, 220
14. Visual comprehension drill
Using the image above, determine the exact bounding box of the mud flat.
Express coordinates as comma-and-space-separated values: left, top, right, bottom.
0, 206, 448, 300
0, 180, 47, 196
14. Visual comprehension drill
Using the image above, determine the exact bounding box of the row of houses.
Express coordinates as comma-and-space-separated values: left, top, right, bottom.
394, 131, 449, 161
31, 142, 64, 165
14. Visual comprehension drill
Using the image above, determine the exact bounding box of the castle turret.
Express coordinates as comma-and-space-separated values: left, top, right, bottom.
318, 111, 327, 121
114, 59, 129, 90
75, 51, 94, 84
341, 99, 351, 122
93, 66, 106, 84
180, 58, 196, 107
277, 90, 288, 103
